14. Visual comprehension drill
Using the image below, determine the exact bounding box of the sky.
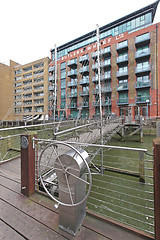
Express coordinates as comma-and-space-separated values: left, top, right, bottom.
0, 0, 160, 65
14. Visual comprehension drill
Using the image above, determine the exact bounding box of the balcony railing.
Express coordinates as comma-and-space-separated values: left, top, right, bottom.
100, 47, 111, 56
48, 76, 54, 81
135, 64, 151, 75
102, 99, 111, 106
135, 80, 151, 89
79, 55, 89, 63
117, 97, 129, 105
79, 66, 89, 74
67, 92, 77, 98
92, 75, 99, 82
135, 48, 151, 60
116, 55, 128, 64
49, 85, 55, 91
67, 79, 77, 87
136, 95, 151, 104
101, 59, 111, 68
68, 103, 77, 108
116, 70, 128, 78
80, 102, 89, 108
117, 83, 128, 91
67, 59, 77, 67
116, 41, 128, 52
135, 33, 151, 46
67, 69, 77, 77
48, 66, 55, 72
79, 77, 89, 85
102, 72, 111, 80
79, 90, 89, 96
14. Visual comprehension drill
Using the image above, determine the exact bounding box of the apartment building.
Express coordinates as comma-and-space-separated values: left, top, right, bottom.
0, 61, 16, 121
14, 57, 50, 121
48, 1, 160, 120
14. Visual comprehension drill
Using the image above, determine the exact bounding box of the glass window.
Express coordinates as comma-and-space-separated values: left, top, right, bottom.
61, 69, 66, 79
61, 89, 66, 98
127, 21, 131, 31
61, 79, 66, 89
131, 19, 136, 29
122, 23, 127, 32
145, 12, 152, 24
61, 62, 66, 69
136, 17, 140, 28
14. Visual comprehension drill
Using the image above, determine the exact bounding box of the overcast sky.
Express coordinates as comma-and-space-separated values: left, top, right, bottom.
0, 0, 160, 65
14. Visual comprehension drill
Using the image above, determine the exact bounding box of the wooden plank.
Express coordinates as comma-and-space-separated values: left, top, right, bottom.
0, 184, 110, 240
1, 200, 66, 240
0, 220, 25, 240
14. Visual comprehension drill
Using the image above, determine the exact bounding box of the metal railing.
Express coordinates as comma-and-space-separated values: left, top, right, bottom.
34, 137, 154, 236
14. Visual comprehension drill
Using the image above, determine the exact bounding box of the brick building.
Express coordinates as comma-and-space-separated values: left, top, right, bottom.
48, 1, 160, 120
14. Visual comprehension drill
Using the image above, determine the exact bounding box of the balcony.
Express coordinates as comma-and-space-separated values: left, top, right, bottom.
116, 41, 128, 52
136, 95, 151, 104
102, 99, 111, 106
80, 102, 89, 108
102, 72, 111, 80
117, 97, 129, 105
68, 92, 77, 98
79, 90, 89, 96
79, 66, 89, 75
48, 95, 55, 100
135, 64, 151, 75
67, 69, 77, 77
92, 63, 98, 71
79, 77, 89, 85
49, 85, 55, 91
93, 86, 111, 94
100, 47, 111, 56
48, 76, 54, 81
67, 79, 77, 87
67, 59, 77, 68
92, 51, 98, 59
79, 55, 89, 63
116, 55, 128, 65
48, 66, 55, 72
116, 70, 128, 78
135, 48, 151, 60
68, 103, 77, 109
135, 80, 151, 89
101, 59, 111, 69
117, 83, 128, 91
92, 75, 99, 83
135, 33, 151, 46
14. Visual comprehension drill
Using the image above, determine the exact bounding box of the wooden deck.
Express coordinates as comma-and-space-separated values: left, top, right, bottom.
0, 158, 154, 240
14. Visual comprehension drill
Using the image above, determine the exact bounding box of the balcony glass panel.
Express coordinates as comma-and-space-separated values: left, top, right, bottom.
135, 33, 150, 45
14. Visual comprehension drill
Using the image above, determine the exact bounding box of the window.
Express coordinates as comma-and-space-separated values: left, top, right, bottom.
137, 61, 149, 70
61, 99, 66, 109
119, 66, 128, 74
61, 79, 66, 89
61, 62, 66, 69
61, 69, 66, 79
137, 75, 149, 82
61, 89, 66, 98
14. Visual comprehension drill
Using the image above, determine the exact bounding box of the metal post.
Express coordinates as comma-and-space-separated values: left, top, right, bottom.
153, 138, 160, 240
96, 24, 103, 175
21, 131, 37, 197
54, 44, 57, 127
156, 121, 160, 138
139, 151, 145, 183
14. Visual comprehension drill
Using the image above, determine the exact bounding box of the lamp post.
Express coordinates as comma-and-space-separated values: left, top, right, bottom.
146, 99, 149, 119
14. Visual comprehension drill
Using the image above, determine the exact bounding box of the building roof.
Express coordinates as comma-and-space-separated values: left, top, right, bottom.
51, 0, 159, 53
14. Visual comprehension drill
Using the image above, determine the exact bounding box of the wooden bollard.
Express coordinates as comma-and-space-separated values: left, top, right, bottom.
21, 131, 37, 197
153, 138, 160, 240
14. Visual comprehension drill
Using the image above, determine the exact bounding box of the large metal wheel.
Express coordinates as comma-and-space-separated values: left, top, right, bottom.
39, 141, 92, 207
